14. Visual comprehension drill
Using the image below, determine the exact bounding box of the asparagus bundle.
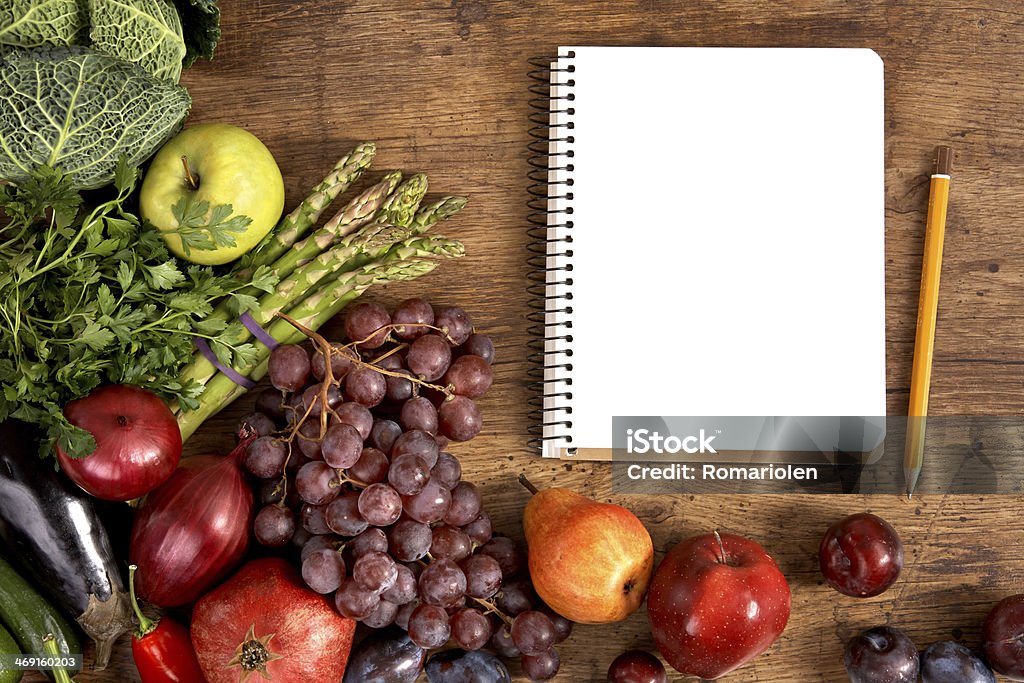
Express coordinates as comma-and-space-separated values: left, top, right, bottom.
175, 143, 467, 438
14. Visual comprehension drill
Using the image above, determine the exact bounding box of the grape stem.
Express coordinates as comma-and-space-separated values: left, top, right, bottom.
275, 312, 455, 398
518, 474, 539, 495
469, 595, 513, 626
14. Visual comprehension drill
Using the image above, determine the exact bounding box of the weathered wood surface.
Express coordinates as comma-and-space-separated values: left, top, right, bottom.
30, 1, 1024, 681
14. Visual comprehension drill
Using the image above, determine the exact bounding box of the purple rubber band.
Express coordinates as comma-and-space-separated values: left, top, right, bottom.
240, 311, 280, 350
194, 338, 256, 389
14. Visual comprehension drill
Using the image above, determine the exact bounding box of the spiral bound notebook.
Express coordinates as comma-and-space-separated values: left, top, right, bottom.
526, 47, 886, 459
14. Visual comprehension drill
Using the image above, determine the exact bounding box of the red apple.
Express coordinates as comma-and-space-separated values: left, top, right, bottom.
56, 384, 182, 501
646, 532, 791, 679
983, 594, 1024, 680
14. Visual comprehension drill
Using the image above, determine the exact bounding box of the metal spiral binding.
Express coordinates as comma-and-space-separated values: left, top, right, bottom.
526, 51, 575, 455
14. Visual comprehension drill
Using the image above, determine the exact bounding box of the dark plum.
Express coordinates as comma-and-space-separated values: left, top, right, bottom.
844, 626, 919, 683
342, 630, 426, 683
920, 641, 995, 683
820, 512, 903, 597
425, 649, 510, 683
607, 650, 667, 683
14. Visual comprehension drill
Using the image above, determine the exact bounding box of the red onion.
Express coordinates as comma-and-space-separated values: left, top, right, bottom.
129, 434, 255, 607
56, 384, 182, 502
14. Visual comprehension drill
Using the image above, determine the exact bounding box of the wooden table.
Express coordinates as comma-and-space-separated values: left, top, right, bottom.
48, 1, 1024, 681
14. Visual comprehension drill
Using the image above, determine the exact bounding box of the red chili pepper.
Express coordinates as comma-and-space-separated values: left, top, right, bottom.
129, 565, 206, 683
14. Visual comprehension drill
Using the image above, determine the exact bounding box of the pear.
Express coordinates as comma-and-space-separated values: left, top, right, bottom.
520, 476, 653, 624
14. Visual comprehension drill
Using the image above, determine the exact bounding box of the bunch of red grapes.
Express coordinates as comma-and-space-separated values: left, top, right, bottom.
238, 298, 571, 681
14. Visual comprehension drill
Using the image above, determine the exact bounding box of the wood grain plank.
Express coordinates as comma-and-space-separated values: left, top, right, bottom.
22, 0, 1024, 681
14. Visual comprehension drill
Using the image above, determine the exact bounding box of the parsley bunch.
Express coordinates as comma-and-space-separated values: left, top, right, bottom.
0, 161, 276, 458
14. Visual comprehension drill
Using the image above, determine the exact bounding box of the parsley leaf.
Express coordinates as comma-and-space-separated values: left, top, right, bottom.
0, 165, 258, 458
169, 198, 252, 257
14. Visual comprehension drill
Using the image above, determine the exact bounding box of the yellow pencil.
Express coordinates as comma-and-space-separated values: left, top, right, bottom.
904, 146, 953, 499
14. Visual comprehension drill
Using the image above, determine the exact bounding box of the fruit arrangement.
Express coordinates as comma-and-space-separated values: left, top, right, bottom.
0, 5, 1022, 683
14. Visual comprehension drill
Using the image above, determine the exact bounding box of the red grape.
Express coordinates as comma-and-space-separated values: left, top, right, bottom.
385, 369, 415, 402
438, 396, 482, 442
431, 525, 473, 562
388, 453, 431, 496
349, 527, 388, 557
511, 610, 556, 655
461, 554, 502, 599
451, 608, 493, 651
344, 366, 387, 407
244, 436, 287, 479
301, 547, 346, 594
391, 430, 439, 467
344, 302, 392, 349
408, 604, 450, 649
335, 577, 380, 619
392, 298, 435, 340
254, 504, 295, 548
362, 599, 399, 629
358, 483, 403, 527
388, 518, 432, 562
325, 492, 368, 536
462, 511, 493, 546
444, 481, 482, 527
407, 334, 452, 381
402, 478, 452, 524
431, 451, 462, 489
443, 355, 493, 399
399, 396, 438, 434
332, 402, 373, 440
300, 503, 331, 535
461, 333, 495, 364
370, 419, 403, 454
419, 558, 467, 608
434, 306, 473, 345
381, 563, 418, 605
268, 344, 311, 392
352, 551, 398, 593
295, 461, 339, 506
321, 423, 362, 469
521, 648, 560, 681
348, 447, 390, 485
480, 536, 523, 578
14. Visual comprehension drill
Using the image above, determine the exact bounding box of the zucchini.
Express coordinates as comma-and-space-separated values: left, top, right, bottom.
0, 556, 79, 673
0, 621, 22, 683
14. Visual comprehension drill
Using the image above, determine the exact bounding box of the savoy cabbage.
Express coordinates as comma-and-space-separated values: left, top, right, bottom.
0, 0, 88, 47
0, 46, 191, 190
89, 0, 187, 81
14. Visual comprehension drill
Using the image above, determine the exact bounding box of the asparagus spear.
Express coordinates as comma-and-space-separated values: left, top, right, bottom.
237, 143, 376, 278
264, 172, 425, 288
412, 196, 468, 230
176, 257, 446, 441
376, 174, 429, 227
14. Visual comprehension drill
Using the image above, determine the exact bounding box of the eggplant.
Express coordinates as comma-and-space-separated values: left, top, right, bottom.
0, 420, 133, 669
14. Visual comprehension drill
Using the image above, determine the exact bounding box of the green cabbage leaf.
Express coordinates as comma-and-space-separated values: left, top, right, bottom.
0, 46, 191, 190
0, 0, 89, 47
173, 0, 219, 67
88, 0, 186, 81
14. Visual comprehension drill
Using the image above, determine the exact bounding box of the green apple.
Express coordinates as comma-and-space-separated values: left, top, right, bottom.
140, 122, 286, 265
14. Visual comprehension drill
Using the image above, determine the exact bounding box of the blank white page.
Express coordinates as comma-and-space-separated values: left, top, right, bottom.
542, 47, 885, 458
